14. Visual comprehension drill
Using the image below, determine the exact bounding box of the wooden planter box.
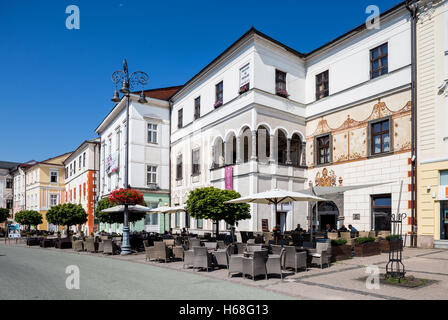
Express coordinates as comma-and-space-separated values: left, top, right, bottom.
331, 245, 352, 261
354, 241, 381, 257
380, 239, 403, 253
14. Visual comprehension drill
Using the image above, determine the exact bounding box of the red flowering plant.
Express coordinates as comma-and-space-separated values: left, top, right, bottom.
238, 83, 249, 95
276, 88, 289, 98
108, 188, 144, 206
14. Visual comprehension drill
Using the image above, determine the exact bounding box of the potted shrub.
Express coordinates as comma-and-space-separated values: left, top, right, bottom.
330, 239, 352, 261
354, 237, 381, 257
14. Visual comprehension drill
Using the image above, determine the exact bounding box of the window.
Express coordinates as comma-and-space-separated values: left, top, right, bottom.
316, 70, 329, 100
50, 171, 58, 183
50, 194, 58, 207
192, 148, 200, 176
146, 165, 157, 185
145, 202, 159, 225
370, 43, 388, 79
147, 123, 158, 143
78, 156, 81, 170
440, 171, 448, 185
6, 178, 12, 189
215, 81, 223, 106
178, 109, 183, 129
371, 194, 391, 231
116, 129, 121, 151
6, 199, 12, 209
371, 119, 390, 155
275, 70, 286, 92
316, 134, 331, 165
176, 155, 183, 180
197, 219, 203, 229
65, 167, 68, 179
185, 212, 190, 228
73, 161, 76, 173
194, 97, 201, 120
175, 212, 180, 228
83, 152, 86, 167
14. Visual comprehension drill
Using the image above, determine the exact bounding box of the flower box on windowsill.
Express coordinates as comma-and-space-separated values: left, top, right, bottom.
276, 88, 289, 98
239, 84, 249, 95
214, 100, 223, 108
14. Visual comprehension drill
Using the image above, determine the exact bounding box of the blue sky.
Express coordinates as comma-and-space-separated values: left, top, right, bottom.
0, 0, 401, 163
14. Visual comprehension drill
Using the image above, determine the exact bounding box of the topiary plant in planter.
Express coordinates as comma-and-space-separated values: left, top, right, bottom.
354, 237, 381, 257
330, 239, 352, 261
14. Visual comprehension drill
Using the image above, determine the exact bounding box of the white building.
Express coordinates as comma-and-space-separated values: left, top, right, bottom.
0, 161, 19, 220
170, 3, 414, 235
64, 139, 100, 234
95, 87, 180, 233
10, 160, 37, 219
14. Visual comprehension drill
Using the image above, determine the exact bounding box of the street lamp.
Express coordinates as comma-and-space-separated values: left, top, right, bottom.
111, 59, 149, 255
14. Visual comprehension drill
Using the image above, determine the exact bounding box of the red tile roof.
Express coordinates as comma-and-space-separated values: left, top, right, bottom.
137, 86, 183, 101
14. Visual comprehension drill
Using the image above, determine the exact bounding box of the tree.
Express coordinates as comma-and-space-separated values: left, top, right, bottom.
0, 208, 10, 224
14, 210, 42, 231
46, 203, 87, 235
186, 187, 250, 238
95, 197, 147, 225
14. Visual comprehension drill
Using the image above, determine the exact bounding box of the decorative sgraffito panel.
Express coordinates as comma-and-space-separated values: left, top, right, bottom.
349, 127, 367, 160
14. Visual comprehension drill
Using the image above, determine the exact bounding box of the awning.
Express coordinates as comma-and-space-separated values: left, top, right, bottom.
301, 181, 394, 197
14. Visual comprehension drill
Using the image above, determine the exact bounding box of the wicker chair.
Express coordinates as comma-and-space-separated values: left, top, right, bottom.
247, 239, 255, 244
340, 232, 355, 246
214, 245, 234, 268
310, 242, 331, 269
84, 238, 98, 253
327, 232, 339, 240
377, 230, 390, 239
149, 241, 172, 262
236, 242, 247, 254
243, 250, 267, 281
172, 246, 184, 261
193, 246, 213, 272
103, 239, 119, 255
188, 238, 201, 250
358, 231, 370, 238
163, 239, 175, 247
217, 240, 226, 249
183, 248, 195, 268
228, 252, 244, 277
263, 232, 273, 245
271, 244, 283, 255
246, 244, 262, 252
284, 246, 307, 272
266, 248, 286, 279
97, 241, 104, 253
73, 240, 84, 252
204, 242, 217, 250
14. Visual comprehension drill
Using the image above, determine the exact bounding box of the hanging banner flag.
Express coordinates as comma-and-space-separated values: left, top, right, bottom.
106, 152, 119, 174
225, 166, 233, 190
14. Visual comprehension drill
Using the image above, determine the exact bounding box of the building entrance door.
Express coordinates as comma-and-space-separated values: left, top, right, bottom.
441, 201, 448, 240
313, 201, 339, 231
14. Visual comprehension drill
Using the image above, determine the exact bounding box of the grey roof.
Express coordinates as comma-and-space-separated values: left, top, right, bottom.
301, 182, 394, 197
0, 161, 21, 170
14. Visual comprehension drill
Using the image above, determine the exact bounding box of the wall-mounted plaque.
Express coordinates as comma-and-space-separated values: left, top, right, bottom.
261, 219, 269, 232
353, 213, 360, 220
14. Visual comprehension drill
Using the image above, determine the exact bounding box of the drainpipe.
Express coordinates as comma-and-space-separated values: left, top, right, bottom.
168, 98, 173, 233
406, 0, 418, 247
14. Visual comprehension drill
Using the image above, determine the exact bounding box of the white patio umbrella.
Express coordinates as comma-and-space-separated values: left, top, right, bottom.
225, 189, 327, 241
148, 205, 186, 233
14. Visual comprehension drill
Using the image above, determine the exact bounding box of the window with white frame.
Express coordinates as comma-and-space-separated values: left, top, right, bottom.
83, 152, 86, 167
116, 128, 121, 151
78, 156, 81, 170
147, 165, 157, 185
147, 123, 158, 143
50, 194, 58, 207
50, 171, 58, 183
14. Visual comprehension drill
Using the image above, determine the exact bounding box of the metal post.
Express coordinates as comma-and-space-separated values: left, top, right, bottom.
121, 94, 131, 255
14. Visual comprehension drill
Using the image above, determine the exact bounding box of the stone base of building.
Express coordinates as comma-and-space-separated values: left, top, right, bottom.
417, 235, 434, 248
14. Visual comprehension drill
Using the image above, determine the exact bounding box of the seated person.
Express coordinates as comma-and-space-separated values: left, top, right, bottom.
294, 224, 304, 232
307, 225, 317, 233
181, 227, 189, 236
338, 224, 348, 232
348, 224, 358, 236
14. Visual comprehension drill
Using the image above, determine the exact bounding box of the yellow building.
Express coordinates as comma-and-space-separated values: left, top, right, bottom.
416, 0, 448, 248
25, 152, 72, 230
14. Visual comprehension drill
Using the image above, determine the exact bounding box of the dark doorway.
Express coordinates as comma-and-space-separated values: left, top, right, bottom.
313, 201, 339, 231
441, 201, 448, 240
371, 194, 391, 231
